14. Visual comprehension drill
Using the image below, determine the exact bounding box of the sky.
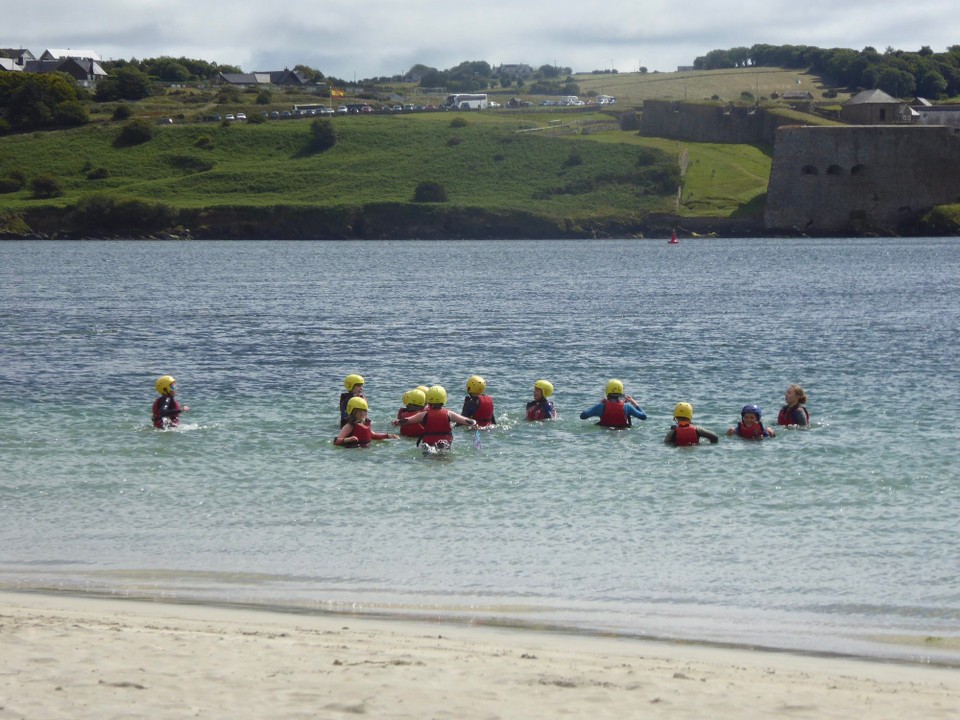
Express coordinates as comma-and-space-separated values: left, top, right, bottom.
5, 1, 957, 80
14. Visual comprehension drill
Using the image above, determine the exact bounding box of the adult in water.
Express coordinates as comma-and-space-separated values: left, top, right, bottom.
152, 375, 189, 429
579, 379, 647, 428
777, 384, 810, 426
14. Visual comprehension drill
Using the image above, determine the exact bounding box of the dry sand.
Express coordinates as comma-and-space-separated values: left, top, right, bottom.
1, 591, 958, 719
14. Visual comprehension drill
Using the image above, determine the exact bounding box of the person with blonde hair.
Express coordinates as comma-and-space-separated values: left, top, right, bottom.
777, 384, 810, 426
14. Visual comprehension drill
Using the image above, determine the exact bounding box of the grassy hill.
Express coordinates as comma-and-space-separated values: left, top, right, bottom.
0, 66, 862, 239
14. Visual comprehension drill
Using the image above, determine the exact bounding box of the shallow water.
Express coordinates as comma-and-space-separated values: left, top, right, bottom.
1, 238, 958, 663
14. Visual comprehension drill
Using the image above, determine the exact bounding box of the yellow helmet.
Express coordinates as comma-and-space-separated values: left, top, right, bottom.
534, 379, 554, 398
415, 385, 429, 395
155, 375, 176, 395
343, 373, 365, 391
605, 379, 624, 396
466, 375, 486, 395
673, 402, 694, 421
402, 389, 426, 407
425, 385, 447, 406
346, 396, 368, 415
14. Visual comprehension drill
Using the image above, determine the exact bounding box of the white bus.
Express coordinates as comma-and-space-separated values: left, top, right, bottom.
442, 93, 488, 110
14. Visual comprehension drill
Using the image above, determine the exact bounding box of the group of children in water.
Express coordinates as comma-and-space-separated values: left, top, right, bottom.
325, 374, 810, 451
151, 372, 810, 451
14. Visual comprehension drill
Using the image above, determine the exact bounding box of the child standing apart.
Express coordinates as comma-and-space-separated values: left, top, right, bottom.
334, 397, 399, 448
727, 404, 775, 439
462, 375, 495, 426
664, 402, 718, 445
152, 375, 189, 429
526, 379, 557, 421
777, 384, 810, 426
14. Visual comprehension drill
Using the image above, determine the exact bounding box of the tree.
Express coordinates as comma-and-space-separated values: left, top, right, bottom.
309, 118, 337, 151
0, 72, 81, 130
95, 65, 153, 101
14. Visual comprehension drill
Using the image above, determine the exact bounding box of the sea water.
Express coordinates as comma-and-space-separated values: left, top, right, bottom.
1, 238, 958, 664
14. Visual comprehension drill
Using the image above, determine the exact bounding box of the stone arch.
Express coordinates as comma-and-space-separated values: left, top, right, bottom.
826, 164, 844, 176
801, 165, 819, 176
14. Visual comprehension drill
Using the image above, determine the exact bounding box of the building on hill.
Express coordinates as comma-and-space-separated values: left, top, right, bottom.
0, 48, 35, 70
841, 89, 913, 124
40, 49, 102, 62
214, 70, 311, 88
781, 90, 814, 112
910, 98, 960, 128
22, 57, 108, 87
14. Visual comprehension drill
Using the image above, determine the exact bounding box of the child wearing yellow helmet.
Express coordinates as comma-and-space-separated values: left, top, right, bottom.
664, 402, 718, 446
339, 373, 366, 427
393, 384, 477, 451
461, 375, 495, 426
152, 375, 189, 429
579, 379, 646, 428
334, 396, 399, 448
396, 388, 427, 438
526, 379, 557, 421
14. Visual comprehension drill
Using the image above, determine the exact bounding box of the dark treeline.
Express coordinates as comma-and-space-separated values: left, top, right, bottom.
694, 43, 960, 99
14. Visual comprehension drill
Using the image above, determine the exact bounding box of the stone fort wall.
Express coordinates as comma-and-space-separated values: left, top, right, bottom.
640, 100, 801, 145
764, 125, 960, 234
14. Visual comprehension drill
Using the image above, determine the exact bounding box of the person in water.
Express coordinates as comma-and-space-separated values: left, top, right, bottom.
396, 388, 427, 439
394, 385, 476, 450
726, 404, 775, 439
152, 375, 189, 429
579, 379, 647, 428
526, 379, 557, 421
777, 384, 810, 426
334, 397, 399, 448
461, 375, 495, 426
339, 373, 366, 427
664, 402, 718, 446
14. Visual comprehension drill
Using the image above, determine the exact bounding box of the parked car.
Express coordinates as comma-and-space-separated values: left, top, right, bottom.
360, 105, 373, 114
336, 105, 348, 114
270, 111, 280, 119
225, 113, 236, 120
236, 112, 247, 120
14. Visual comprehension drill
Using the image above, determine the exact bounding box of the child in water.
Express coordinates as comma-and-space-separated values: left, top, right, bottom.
461, 375, 495, 426
580, 379, 647, 428
777, 384, 810, 426
664, 402, 718, 445
726, 404, 775, 439
396, 388, 427, 438
334, 397, 399, 448
394, 385, 476, 450
526, 379, 557, 421
339, 373, 366, 427
152, 375, 189, 429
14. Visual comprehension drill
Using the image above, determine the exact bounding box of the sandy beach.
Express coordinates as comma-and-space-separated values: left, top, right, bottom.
1, 592, 958, 719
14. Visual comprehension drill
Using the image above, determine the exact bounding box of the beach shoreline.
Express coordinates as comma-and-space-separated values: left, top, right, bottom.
2, 591, 958, 719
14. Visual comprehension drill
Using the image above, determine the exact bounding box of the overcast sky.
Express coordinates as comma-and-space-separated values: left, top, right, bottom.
6, 1, 957, 79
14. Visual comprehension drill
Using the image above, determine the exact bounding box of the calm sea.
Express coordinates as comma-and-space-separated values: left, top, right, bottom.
1, 238, 958, 664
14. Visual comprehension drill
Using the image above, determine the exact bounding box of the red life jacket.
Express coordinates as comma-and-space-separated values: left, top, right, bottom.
397, 408, 424, 438
777, 405, 810, 426
673, 422, 699, 446
526, 399, 553, 421
472, 395, 495, 426
420, 408, 453, 447
152, 396, 181, 429
352, 420, 373, 447
598, 399, 629, 428
736, 421, 765, 439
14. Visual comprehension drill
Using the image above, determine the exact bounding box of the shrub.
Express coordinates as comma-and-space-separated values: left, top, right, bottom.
256, 91, 272, 105
86, 167, 110, 180
0, 177, 23, 194
194, 135, 214, 149
247, 112, 266, 124
449, 117, 468, 128
165, 154, 214, 173
446, 136, 462, 147
112, 104, 132, 121
115, 118, 153, 147
55, 100, 89, 126
30, 175, 64, 199
413, 181, 448, 203
563, 149, 583, 168
309, 118, 337, 151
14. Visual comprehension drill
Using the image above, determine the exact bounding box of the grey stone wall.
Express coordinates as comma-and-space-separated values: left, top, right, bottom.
764, 125, 960, 234
640, 100, 801, 145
